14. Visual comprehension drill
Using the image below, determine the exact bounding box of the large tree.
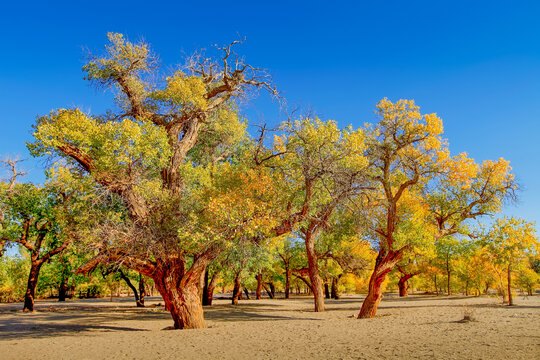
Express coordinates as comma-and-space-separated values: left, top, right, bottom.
29, 33, 279, 329
358, 99, 446, 319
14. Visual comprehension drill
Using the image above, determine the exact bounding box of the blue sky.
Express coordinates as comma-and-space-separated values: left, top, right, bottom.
0, 0, 539, 229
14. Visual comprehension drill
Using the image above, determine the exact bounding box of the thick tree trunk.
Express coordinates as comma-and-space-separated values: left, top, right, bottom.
255, 273, 263, 300
23, 262, 43, 312
507, 264, 513, 306
284, 269, 290, 299
331, 277, 340, 299
154, 270, 206, 329
358, 249, 402, 319
232, 273, 242, 305
305, 235, 325, 312
58, 276, 68, 302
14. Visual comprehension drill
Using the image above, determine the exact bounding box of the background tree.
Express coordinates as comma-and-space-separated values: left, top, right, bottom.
482, 217, 538, 305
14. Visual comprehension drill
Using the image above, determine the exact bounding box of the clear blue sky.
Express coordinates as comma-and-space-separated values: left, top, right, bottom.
0, 0, 539, 229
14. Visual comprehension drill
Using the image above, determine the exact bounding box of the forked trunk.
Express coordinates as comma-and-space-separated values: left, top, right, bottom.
255, 273, 263, 300
243, 286, 250, 300
23, 261, 43, 312
154, 270, 206, 329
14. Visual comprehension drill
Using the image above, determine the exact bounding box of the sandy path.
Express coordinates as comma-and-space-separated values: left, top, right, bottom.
1, 294, 539, 359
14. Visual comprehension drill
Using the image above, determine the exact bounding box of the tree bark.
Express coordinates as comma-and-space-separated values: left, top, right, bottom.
23, 261, 43, 311
203, 270, 219, 306
119, 270, 142, 307
305, 232, 325, 312
232, 273, 242, 305
507, 264, 513, 306
138, 274, 146, 307
331, 277, 340, 299
324, 283, 330, 299
284, 268, 290, 299
398, 273, 414, 297
446, 255, 451, 296
262, 283, 275, 299
255, 273, 263, 300
58, 276, 68, 302
358, 249, 402, 319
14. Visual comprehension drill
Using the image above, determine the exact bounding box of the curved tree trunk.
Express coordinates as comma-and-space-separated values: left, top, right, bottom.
358, 249, 402, 319
398, 273, 415, 297
23, 262, 43, 312
243, 286, 250, 300
118, 270, 142, 307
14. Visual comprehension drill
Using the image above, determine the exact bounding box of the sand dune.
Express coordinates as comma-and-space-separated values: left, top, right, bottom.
1, 294, 539, 359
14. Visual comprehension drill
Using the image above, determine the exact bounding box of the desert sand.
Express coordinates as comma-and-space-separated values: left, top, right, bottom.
0, 294, 539, 359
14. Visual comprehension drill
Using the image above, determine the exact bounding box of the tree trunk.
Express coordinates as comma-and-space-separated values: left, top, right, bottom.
138, 274, 146, 307
58, 276, 68, 302
23, 261, 43, 312
324, 283, 330, 299
262, 283, 274, 299
398, 274, 411, 297
434, 274, 439, 296
119, 270, 142, 307
305, 234, 325, 312
331, 277, 340, 299
446, 256, 451, 296
255, 273, 263, 300
243, 286, 250, 300
507, 264, 513, 306
358, 249, 402, 319
203, 270, 219, 306
154, 269, 206, 329
284, 269, 290, 299
232, 273, 242, 305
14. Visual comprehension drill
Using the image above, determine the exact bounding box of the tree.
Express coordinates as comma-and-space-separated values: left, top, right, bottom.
0, 167, 91, 311
483, 217, 538, 305
270, 117, 370, 311
29, 33, 279, 329
358, 98, 446, 319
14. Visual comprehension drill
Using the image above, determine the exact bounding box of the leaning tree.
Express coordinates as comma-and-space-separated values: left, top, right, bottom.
29, 33, 280, 329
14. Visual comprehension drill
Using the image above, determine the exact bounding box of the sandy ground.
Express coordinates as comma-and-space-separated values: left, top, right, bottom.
0, 293, 538, 359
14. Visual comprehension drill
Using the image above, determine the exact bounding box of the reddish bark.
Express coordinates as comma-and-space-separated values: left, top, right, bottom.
305, 231, 325, 312
203, 270, 219, 306
397, 272, 416, 297
232, 273, 242, 305
255, 273, 263, 300
358, 249, 403, 319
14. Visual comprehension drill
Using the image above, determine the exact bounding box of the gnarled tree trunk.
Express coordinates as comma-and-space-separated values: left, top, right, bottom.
398, 272, 415, 297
